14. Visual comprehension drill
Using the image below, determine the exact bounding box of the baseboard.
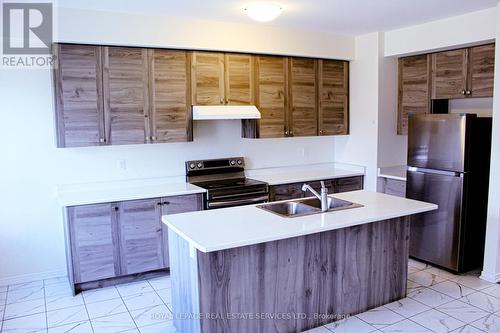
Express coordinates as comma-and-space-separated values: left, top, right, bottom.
0, 269, 67, 287
480, 270, 500, 283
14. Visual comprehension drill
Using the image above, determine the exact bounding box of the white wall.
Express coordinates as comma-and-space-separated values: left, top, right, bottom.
481, 3, 500, 283
385, 7, 496, 57
333, 33, 380, 191
377, 35, 408, 167
0, 8, 354, 283
57, 8, 354, 60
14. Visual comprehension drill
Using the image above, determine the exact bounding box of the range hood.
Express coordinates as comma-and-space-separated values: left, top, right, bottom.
192, 105, 261, 120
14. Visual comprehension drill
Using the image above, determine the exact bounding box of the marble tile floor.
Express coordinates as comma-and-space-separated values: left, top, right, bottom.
0, 259, 499, 333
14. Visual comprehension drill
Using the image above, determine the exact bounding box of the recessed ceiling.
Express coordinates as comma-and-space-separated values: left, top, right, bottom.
57, 0, 498, 35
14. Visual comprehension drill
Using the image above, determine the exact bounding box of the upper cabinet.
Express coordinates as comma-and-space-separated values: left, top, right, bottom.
431, 49, 468, 99
191, 52, 254, 106
224, 54, 254, 105
103, 47, 150, 145
149, 49, 192, 143
397, 43, 495, 135
431, 44, 495, 99
253, 55, 288, 138
53, 44, 106, 147
288, 57, 318, 137
244, 56, 350, 138
54, 44, 193, 147
398, 55, 431, 135
318, 59, 349, 136
191, 52, 225, 105
468, 44, 495, 98
54, 44, 351, 147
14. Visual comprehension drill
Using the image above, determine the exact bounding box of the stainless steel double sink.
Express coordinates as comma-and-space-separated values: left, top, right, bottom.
257, 196, 363, 218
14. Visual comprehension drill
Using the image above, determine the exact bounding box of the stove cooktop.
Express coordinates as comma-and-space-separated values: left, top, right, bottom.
192, 178, 267, 190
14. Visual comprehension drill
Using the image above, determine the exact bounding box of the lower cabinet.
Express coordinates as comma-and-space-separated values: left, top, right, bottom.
377, 177, 406, 197
67, 194, 203, 286
269, 176, 363, 201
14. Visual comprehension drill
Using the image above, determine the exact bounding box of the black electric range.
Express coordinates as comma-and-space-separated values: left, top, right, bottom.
185, 157, 269, 210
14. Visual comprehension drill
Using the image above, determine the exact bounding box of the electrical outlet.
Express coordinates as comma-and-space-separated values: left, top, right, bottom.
117, 159, 127, 170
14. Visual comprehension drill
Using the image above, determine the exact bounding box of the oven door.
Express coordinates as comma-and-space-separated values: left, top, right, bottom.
206, 194, 269, 209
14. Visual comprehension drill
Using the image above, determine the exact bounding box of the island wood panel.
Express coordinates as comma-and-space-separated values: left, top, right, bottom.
170, 217, 410, 333
431, 49, 468, 99
68, 203, 120, 283
225, 54, 254, 105
468, 44, 495, 98
161, 194, 204, 267
289, 57, 318, 136
118, 198, 164, 275
149, 49, 192, 143
103, 47, 150, 145
397, 55, 431, 135
54, 44, 105, 147
191, 52, 225, 105
318, 59, 349, 136
254, 55, 288, 138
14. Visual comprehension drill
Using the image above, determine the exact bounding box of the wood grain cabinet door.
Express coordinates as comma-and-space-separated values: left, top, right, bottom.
224, 54, 254, 105
431, 49, 468, 99
191, 52, 225, 105
318, 59, 349, 136
269, 183, 303, 201
333, 176, 364, 193
397, 55, 431, 135
103, 47, 150, 145
254, 55, 288, 138
468, 44, 495, 98
288, 57, 318, 137
68, 203, 120, 283
54, 44, 105, 147
149, 49, 192, 143
118, 198, 164, 275
161, 194, 203, 267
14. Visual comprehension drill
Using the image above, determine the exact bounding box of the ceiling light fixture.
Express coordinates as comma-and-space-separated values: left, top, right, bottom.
244, 2, 284, 22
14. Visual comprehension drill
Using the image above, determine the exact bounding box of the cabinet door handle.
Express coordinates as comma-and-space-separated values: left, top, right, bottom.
163, 201, 170, 205
114, 206, 119, 211
220, 98, 225, 104
466, 90, 472, 95
151, 136, 157, 141
289, 130, 293, 136
285, 130, 289, 136
157, 202, 162, 206
99, 138, 105, 143
460, 90, 466, 95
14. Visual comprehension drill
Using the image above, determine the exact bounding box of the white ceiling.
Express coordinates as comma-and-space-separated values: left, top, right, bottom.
58, 0, 498, 35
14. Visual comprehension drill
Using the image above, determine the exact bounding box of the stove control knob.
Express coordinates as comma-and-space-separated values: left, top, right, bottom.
189, 163, 195, 169
197, 162, 203, 169
230, 160, 236, 166
237, 159, 243, 165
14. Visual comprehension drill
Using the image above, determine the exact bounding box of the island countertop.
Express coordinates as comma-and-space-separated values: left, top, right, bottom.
162, 190, 437, 253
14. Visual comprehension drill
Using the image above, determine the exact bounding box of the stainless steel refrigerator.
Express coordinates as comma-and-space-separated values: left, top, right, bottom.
406, 114, 492, 273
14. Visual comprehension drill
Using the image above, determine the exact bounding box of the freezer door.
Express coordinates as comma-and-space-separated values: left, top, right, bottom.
408, 114, 471, 172
406, 169, 464, 271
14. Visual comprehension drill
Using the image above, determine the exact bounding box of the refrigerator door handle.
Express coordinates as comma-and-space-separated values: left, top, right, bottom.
407, 166, 465, 178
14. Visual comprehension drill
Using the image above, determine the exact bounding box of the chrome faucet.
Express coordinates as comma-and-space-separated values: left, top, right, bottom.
302, 181, 329, 212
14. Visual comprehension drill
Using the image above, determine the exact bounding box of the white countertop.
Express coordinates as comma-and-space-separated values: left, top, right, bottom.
378, 165, 407, 181
247, 163, 364, 185
57, 177, 206, 206
56, 163, 365, 207
163, 190, 437, 253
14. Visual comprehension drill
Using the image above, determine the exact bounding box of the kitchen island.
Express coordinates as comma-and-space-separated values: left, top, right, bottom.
162, 191, 437, 333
